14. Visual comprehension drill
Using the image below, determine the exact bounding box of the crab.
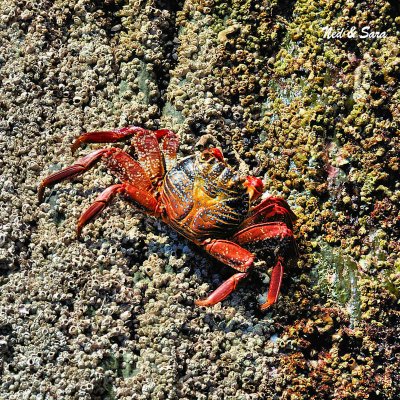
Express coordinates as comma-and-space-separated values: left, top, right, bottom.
38, 126, 297, 309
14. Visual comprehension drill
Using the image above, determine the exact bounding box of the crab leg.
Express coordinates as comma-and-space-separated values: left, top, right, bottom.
132, 130, 165, 182
38, 148, 161, 213
195, 272, 249, 307
38, 149, 111, 202
105, 150, 153, 190
195, 239, 254, 306
77, 184, 124, 238
71, 126, 147, 154
155, 129, 179, 171
77, 183, 160, 238
232, 221, 294, 244
232, 222, 295, 309
239, 197, 297, 229
260, 257, 284, 310
132, 129, 180, 181
71, 126, 179, 180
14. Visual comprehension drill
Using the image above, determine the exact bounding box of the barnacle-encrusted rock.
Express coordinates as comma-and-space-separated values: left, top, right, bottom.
0, 0, 399, 399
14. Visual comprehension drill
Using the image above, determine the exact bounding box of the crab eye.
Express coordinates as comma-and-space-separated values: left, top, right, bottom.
209, 148, 224, 162
244, 176, 264, 200
200, 148, 225, 163
248, 176, 264, 192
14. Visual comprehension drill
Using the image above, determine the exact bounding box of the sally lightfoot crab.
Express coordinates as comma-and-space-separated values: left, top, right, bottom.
39, 126, 297, 309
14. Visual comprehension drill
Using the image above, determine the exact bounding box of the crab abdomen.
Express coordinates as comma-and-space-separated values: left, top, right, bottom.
161, 155, 250, 242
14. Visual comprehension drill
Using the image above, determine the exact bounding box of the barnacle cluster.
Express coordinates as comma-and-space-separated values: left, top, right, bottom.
0, 0, 398, 399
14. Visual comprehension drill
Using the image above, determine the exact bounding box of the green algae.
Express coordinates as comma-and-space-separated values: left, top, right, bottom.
118, 79, 129, 96
361, 229, 400, 299
121, 351, 139, 378
383, 270, 400, 299
101, 351, 138, 379
137, 60, 151, 104
162, 100, 185, 124
313, 242, 361, 325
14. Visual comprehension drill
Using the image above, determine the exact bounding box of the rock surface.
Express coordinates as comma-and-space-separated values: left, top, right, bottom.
0, 0, 399, 399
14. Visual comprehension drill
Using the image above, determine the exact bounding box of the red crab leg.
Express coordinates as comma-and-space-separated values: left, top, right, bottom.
232, 222, 295, 309
77, 184, 124, 238
77, 183, 160, 238
132, 129, 181, 181
260, 257, 284, 310
155, 129, 179, 171
105, 150, 152, 190
39, 148, 154, 201
71, 125, 179, 174
195, 239, 254, 306
195, 272, 249, 307
71, 126, 147, 154
232, 221, 294, 244
240, 197, 297, 229
132, 130, 165, 182
256, 197, 296, 220
38, 149, 111, 202
130, 129, 181, 182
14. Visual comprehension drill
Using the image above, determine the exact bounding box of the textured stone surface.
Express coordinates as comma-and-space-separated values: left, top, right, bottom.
0, 0, 399, 399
